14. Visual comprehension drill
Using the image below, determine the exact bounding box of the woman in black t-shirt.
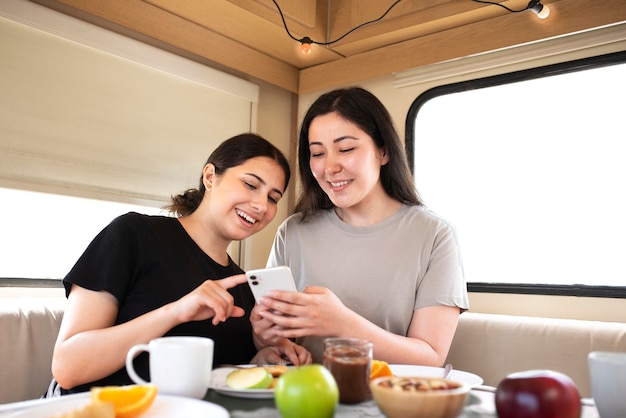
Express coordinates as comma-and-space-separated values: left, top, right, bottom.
49, 134, 310, 395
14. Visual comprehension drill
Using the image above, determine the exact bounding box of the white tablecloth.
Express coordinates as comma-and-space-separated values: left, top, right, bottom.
0, 387, 599, 418
226, 387, 599, 418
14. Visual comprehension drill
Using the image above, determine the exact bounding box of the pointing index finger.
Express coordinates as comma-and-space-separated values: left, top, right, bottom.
218, 274, 247, 289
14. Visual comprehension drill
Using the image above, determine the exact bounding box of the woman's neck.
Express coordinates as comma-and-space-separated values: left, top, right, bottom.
334, 192, 402, 227
178, 214, 231, 266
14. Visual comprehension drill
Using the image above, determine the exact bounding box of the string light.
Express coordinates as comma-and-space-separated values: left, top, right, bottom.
300, 36, 313, 55
471, 0, 551, 19
527, 0, 551, 19
272, 0, 403, 55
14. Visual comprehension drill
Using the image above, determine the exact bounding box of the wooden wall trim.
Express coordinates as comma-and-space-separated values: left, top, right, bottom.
393, 23, 626, 87
32, 0, 301, 93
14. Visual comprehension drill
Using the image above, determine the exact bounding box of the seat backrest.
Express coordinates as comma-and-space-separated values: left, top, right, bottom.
446, 312, 626, 397
0, 298, 65, 404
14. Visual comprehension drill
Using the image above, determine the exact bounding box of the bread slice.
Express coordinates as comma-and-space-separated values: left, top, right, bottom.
51, 401, 115, 418
263, 364, 289, 377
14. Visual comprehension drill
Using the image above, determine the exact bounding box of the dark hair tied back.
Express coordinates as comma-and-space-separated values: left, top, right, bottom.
167, 133, 290, 217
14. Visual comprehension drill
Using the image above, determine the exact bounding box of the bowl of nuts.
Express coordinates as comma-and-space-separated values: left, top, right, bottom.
370, 376, 470, 418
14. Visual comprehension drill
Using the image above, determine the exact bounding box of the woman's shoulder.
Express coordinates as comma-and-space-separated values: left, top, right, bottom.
106, 211, 176, 232
113, 211, 172, 221
399, 205, 457, 230
280, 210, 334, 227
274, 210, 336, 239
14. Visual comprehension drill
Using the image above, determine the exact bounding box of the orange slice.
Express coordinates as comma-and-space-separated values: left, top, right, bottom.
370, 360, 393, 380
91, 385, 157, 418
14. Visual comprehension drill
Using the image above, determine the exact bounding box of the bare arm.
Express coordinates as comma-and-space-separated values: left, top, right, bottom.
52, 275, 247, 389
254, 286, 460, 366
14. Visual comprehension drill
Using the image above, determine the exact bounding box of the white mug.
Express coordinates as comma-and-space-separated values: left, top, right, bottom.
588, 351, 626, 418
126, 336, 214, 399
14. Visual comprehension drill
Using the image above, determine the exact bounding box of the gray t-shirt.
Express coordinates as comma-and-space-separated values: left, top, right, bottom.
267, 204, 469, 362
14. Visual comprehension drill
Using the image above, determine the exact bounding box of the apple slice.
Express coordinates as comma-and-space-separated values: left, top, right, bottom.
225, 367, 273, 389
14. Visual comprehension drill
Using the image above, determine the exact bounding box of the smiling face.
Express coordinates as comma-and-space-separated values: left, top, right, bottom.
204, 156, 286, 241
308, 112, 389, 215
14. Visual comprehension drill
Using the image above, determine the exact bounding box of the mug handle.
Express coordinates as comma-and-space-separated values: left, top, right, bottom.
125, 344, 150, 385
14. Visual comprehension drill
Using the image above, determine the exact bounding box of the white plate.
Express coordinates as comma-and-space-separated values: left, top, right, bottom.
3, 393, 229, 418
389, 364, 483, 387
208, 364, 483, 399
210, 366, 275, 399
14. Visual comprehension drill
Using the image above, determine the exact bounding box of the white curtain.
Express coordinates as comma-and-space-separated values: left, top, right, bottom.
0, 0, 258, 207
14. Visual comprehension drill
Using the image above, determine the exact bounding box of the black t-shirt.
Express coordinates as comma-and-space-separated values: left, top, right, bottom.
61, 212, 257, 394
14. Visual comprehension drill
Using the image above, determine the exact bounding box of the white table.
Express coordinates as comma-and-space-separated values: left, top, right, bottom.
0, 386, 599, 418
207, 385, 599, 418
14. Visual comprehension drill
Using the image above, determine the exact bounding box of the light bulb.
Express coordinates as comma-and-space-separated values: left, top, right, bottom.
528, 0, 550, 19
300, 37, 313, 55
536, 4, 550, 19
301, 42, 312, 55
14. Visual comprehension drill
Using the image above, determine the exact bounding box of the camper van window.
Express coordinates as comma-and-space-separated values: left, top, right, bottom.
0, 187, 165, 284
407, 51, 626, 298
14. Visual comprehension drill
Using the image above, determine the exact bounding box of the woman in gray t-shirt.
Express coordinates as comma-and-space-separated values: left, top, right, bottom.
251, 87, 469, 365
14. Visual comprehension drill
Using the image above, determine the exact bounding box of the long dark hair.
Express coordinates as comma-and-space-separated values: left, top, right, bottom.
167, 133, 291, 217
295, 87, 422, 220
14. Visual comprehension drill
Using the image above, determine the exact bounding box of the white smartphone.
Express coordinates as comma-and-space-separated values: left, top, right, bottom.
246, 265, 297, 304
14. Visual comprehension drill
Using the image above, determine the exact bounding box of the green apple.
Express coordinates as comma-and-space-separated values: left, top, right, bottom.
225, 367, 273, 389
274, 364, 339, 418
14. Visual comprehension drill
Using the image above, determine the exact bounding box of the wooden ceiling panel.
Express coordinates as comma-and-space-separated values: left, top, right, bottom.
243, 0, 318, 28
143, 0, 340, 69
299, 0, 626, 93
326, 1, 488, 56
27, 0, 626, 94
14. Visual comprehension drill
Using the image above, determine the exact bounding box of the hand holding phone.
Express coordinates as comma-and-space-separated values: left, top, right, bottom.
246, 266, 297, 304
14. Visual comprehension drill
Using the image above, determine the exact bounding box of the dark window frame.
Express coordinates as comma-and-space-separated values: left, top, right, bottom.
405, 50, 626, 299
0, 278, 63, 288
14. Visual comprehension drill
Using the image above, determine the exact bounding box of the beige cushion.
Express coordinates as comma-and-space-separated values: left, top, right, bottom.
447, 312, 626, 397
2, 299, 625, 404
0, 298, 64, 403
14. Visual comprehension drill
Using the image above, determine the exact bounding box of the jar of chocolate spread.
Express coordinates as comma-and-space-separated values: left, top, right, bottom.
323, 338, 373, 404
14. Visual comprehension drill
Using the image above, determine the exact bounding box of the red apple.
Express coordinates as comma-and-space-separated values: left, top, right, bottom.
495, 370, 581, 418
